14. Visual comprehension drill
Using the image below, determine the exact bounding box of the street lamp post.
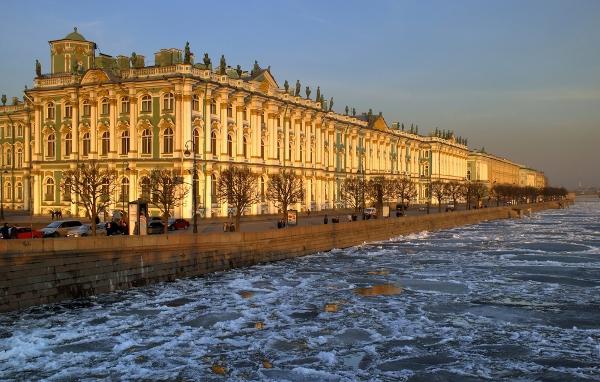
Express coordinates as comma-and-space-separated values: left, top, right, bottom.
0, 166, 7, 220
121, 161, 129, 212
184, 140, 198, 233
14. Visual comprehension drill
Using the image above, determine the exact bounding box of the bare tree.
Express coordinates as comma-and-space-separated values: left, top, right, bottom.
471, 182, 488, 208
148, 169, 190, 233
61, 160, 118, 236
430, 180, 446, 212
366, 177, 395, 216
340, 177, 366, 211
266, 170, 304, 225
444, 181, 464, 209
393, 177, 418, 210
216, 166, 260, 231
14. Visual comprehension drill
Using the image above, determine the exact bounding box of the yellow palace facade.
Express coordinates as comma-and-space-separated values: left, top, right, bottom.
1, 29, 536, 219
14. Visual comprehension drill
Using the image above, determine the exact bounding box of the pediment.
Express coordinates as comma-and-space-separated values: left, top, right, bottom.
80, 69, 111, 85
252, 70, 279, 93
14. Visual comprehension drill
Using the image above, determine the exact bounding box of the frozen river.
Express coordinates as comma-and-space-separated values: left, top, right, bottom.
1, 200, 600, 381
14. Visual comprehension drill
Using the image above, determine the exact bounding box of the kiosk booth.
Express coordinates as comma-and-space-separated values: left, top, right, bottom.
128, 199, 148, 236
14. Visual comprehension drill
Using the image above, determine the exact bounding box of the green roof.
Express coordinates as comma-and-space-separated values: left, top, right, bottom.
65, 27, 86, 41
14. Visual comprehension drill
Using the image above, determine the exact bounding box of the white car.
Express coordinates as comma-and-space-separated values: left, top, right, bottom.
41, 220, 83, 238
364, 207, 377, 216
65, 224, 107, 237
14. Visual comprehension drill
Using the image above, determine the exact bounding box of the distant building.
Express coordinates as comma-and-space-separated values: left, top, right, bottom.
467, 149, 545, 189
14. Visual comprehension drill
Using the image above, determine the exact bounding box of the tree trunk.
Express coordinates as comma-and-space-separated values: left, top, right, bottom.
235, 212, 241, 232
282, 203, 288, 225
438, 198, 442, 212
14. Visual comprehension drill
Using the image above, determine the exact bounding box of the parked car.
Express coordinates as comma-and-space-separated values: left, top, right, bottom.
40, 220, 83, 238
363, 207, 377, 218
14, 227, 43, 239
445, 204, 455, 212
168, 218, 190, 231
65, 223, 107, 238
147, 221, 165, 235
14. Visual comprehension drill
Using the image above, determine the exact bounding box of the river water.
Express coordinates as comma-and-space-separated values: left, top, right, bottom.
1, 200, 599, 381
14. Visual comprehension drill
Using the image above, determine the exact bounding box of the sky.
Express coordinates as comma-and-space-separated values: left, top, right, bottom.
1, 0, 598, 188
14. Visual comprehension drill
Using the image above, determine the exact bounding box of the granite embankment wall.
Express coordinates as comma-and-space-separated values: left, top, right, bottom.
0, 201, 565, 312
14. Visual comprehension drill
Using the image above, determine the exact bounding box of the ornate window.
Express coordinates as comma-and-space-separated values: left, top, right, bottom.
65, 102, 72, 119
82, 100, 91, 117
210, 174, 217, 203
120, 130, 130, 155
277, 140, 281, 160
227, 104, 233, 118
121, 97, 130, 114
193, 129, 200, 155
44, 177, 55, 201
227, 133, 233, 157
100, 98, 110, 115
62, 178, 71, 202
47, 102, 55, 120
140, 177, 151, 200
5, 182, 12, 200
260, 177, 265, 202
242, 136, 248, 158
82, 132, 91, 156
163, 127, 174, 154
120, 177, 129, 202
210, 131, 217, 155
64, 132, 72, 157
46, 134, 55, 157
210, 99, 217, 115
141, 95, 152, 112
16, 148, 23, 168
101, 131, 110, 156
163, 92, 174, 111
141, 129, 152, 155
16, 182, 23, 201
17, 124, 23, 138
192, 95, 200, 111
242, 108, 247, 121
5, 148, 11, 166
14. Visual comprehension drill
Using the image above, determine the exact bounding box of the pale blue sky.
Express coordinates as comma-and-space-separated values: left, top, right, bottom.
1, 0, 598, 188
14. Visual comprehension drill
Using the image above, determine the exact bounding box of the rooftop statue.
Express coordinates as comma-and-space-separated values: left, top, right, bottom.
295, 80, 301, 97
315, 86, 321, 103
253, 60, 260, 75
184, 42, 191, 64
352, 107, 356, 116
130, 52, 137, 67
236, 64, 242, 77
345, 105, 349, 115
305, 86, 311, 99
35, 59, 41, 77
219, 55, 226, 75
329, 97, 334, 112
203, 53, 211, 67
284, 80, 289, 92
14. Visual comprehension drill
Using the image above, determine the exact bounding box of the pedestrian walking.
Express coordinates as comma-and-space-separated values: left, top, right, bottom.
51, 210, 55, 220
323, 214, 328, 224
1, 223, 9, 239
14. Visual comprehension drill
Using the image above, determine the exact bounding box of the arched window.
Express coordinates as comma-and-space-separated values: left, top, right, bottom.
82, 132, 90, 156
260, 139, 265, 160
277, 140, 281, 160
260, 177, 265, 202
121, 130, 130, 155
242, 136, 248, 158
163, 92, 174, 111
227, 103, 233, 118
46, 134, 55, 157
101, 98, 110, 115
101, 131, 110, 156
64, 132, 72, 157
140, 177, 151, 200
16, 148, 23, 168
44, 178, 55, 201
141, 95, 152, 112
210, 174, 217, 202
121, 177, 130, 202
16, 182, 23, 201
47, 102, 55, 120
141, 129, 152, 155
210, 99, 217, 115
242, 107, 247, 121
210, 131, 217, 155
192, 95, 200, 111
227, 134, 233, 157
6, 148, 11, 166
17, 124, 23, 137
163, 127, 174, 154
121, 96, 130, 114
64, 102, 72, 119
62, 178, 71, 202
193, 129, 200, 154
82, 100, 91, 117
5, 182, 12, 200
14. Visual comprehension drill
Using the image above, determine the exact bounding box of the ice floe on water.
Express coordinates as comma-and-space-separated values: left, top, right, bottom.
1, 200, 600, 381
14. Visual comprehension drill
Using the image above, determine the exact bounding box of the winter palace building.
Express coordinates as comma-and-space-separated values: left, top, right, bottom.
0, 29, 545, 219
